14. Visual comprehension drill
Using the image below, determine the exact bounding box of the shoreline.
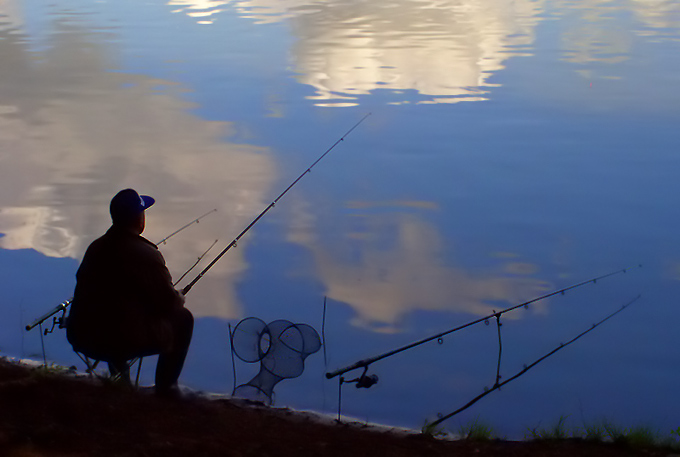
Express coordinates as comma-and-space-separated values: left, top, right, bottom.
0, 356, 676, 456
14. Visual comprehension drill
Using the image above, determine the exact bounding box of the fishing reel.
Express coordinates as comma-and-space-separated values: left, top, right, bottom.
25, 299, 71, 335
44, 309, 68, 335
344, 366, 379, 389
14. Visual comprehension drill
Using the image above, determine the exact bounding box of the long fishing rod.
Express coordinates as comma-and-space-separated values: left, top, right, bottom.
326, 264, 641, 379
428, 294, 641, 427
181, 113, 372, 295
25, 210, 218, 332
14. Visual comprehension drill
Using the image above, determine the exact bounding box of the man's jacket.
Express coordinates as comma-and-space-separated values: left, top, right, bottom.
66, 226, 184, 361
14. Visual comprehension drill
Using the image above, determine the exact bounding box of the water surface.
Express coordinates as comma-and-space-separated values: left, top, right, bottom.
1, 0, 679, 437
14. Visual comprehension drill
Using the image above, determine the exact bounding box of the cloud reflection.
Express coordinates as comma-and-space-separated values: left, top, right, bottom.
289, 0, 545, 106
557, 0, 631, 66
629, 0, 680, 39
170, 0, 546, 105
170, 0, 680, 106
0, 15, 276, 320
555, 0, 679, 73
168, 0, 229, 24
287, 202, 551, 332
0, 0, 22, 26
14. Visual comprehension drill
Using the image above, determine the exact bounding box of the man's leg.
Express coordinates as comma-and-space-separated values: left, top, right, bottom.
155, 307, 194, 394
108, 360, 132, 385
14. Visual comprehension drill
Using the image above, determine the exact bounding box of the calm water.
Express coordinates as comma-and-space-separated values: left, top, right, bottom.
1, 0, 679, 438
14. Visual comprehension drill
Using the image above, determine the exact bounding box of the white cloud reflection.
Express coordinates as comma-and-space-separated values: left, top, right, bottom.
557, 0, 632, 66
288, 0, 545, 106
170, 0, 545, 105
0, 18, 276, 320
287, 201, 551, 332
168, 0, 229, 24
629, 0, 680, 39
0, 205, 78, 258
554, 0, 679, 73
0, 0, 22, 31
170, 0, 680, 106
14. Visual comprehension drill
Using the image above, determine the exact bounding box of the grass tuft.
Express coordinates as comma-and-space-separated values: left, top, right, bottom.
602, 420, 626, 444
622, 425, 659, 448
527, 415, 570, 440
458, 418, 495, 441
581, 422, 606, 442
421, 419, 447, 438
581, 420, 680, 450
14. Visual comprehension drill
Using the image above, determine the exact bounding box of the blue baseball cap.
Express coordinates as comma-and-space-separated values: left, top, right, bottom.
110, 188, 155, 224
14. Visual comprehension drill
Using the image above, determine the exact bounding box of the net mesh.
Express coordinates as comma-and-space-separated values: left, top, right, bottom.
231, 318, 321, 405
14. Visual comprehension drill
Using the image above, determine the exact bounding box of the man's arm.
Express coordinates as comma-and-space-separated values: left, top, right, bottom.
135, 240, 186, 316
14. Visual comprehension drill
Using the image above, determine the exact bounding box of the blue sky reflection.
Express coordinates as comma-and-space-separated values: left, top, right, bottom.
1, 0, 679, 437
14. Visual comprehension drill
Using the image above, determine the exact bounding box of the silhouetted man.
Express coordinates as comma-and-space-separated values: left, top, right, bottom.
66, 188, 193, 397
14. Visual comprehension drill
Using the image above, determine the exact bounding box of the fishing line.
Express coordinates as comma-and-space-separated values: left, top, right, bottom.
228, 323, 237, 395
494, 313, 503, 387
321, 296, 329, 415
322, 296, 328, 369
38, 323, 47, 366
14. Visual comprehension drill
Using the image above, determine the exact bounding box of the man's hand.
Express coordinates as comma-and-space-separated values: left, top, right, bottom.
176, 289, 186, 306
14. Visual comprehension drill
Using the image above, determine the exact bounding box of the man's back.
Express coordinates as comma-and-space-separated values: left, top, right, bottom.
67, 226, 181, 360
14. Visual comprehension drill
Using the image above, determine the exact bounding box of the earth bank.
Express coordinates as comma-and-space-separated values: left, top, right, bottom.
0, 358, 673, 457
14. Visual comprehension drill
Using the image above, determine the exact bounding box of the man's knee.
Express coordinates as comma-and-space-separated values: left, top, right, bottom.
174, 307, 194, 331
168, 307, 193, 349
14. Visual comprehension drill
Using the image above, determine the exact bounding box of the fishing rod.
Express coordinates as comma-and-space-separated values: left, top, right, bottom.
181, 113, 372, 296
25, 299, 72, 333
173, 239, 219, 287
428, 294, 641, 426
155, 208, 217, 245
25, 210, 219, 333
326, 264, 642, 380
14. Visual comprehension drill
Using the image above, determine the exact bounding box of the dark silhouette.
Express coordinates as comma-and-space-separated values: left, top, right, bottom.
230, 318, 321, 405
66, 189, 193, 396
